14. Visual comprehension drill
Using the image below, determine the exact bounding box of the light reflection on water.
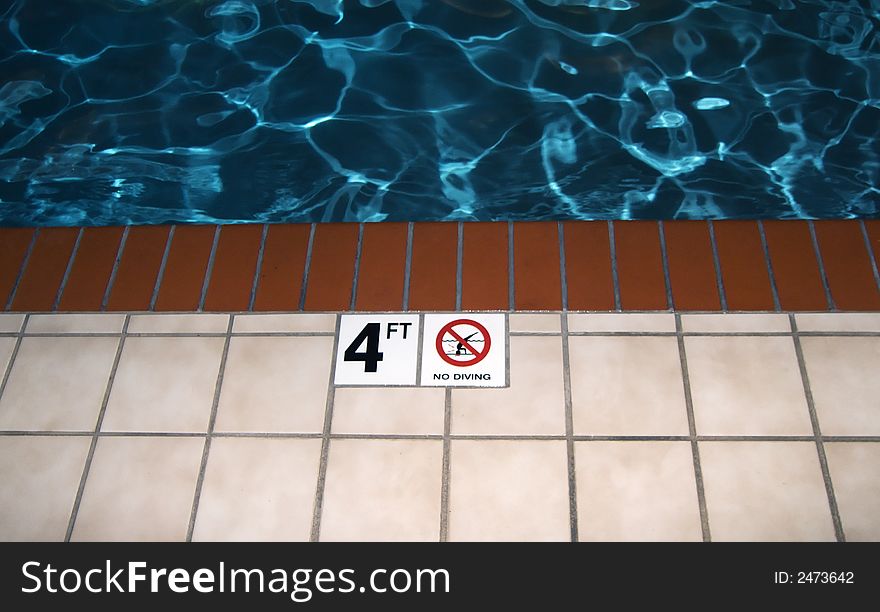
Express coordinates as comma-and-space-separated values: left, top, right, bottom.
0, 0, 877, 225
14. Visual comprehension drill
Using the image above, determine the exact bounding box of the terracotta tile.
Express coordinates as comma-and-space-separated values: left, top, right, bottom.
613, 221, 667, 311
58, 227, 124, 311
866, 220, 880, 278
663, 221, 720, 311
0, 436, 91, 541
71, 436, 204, 541
10, 228, 79, 312
252, 224, 310, 311
0, 228, 34, 309
762, 221, 827, 310
192, 438, 321, 542
452, 336, 564, 435
153, 225, 216, 311
685, 336, 812, 435
27, 314, 126, 334
320, 439, 442, 542
105, 225, 170, 312
0, 337, 119, 431
303, 224, 359, 311
449, 440, 569, 541
575, 442, 702, 541
355, 222, 407, 311
214, 337, 332, 433
102, 337, 225, 433
332, 387, 445, 435
509, 313, 560, 333
461, 222, 508, 310
712, 221, 775, 311
514, 222, 561, 310
569, 336, 688, 435
203, 225, 263, 311
813, 220, 880, 311
824, 443, 880, 541
699, 442, 835, 541
562, 221, 615, 311
408, 222, 457, 311
800, 337, 880, 436
233, 313, 336, 333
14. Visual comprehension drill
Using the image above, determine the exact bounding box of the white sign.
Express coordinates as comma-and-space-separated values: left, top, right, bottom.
334, 315, 419, 386
420, 314, 506, 387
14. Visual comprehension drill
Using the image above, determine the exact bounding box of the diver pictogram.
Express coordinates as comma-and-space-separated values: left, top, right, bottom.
435, 319, 491, 367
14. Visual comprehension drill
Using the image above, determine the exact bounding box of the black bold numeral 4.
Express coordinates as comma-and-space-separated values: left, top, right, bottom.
343, 323, 384, 373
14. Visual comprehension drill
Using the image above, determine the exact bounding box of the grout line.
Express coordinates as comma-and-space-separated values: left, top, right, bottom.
808, 220, 836, 311
657, 221, 674, 311
558, 222, 568, 311
64, 314, 130, 541
456, 222, 463, 311
415, 312, 425, 385
5, 228, 39, 311
248, 224, 269, 312
675, 314, 711, 542
349, 224, 364, 312
101, 226, 129, 312
789, 314, 845, 542
508, 221, 515, 311
150, 226, 175, 311
757, 220, 782, 312
439, 387, 452, 542
504, 312, 511, 388
298, 223, 316, 312
52, 227, 83, 312
185, 314, 235, 541
860, 220, 880, 295
707, 220, 728, 312
310, 314, 342, 542
198, 225, 221, 312
402, 222, 414, 311
561, 312, 579, 542
0, 314, 28, 406
607, 221, 621, 311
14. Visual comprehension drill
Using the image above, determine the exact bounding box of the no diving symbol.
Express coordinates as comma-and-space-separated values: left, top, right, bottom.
435, 319, 491, 367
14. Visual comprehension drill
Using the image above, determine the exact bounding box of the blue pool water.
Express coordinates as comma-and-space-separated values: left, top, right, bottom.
0, 0, 878, 225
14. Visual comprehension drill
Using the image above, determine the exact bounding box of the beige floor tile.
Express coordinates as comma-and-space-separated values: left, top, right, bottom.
568, 313, 675, 333
0, 436, 91, 541
699, 442, 835, 541
0, 338, 15, 376
680, 313, 790, 333
0, 337, 119, 431
569, 336, 688, 435
0, 314, 25, 333
795, 313, 880, 332
193, 438, 321, 542
509, 314, 560, 333
233, 313, 336, 333
332, 387, 445, 435
128, 314, 229, 334
824, 443, 880, 541
685, 336, 812, 435
800, 337, 880, 436
71, 436, 204, 541
449, 440, 569, 542
27, 314, 126, 334
214, 337, 332, 433
576, 441, 702, 541
320, 439, 442, 542
451, 336, 564, 435
102, 337, 225, 433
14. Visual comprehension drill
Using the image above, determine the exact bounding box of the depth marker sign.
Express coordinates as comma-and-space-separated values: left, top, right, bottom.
334, 313, 507, 388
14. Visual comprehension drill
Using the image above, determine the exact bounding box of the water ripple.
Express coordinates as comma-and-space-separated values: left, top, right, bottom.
0, 0, 877, 225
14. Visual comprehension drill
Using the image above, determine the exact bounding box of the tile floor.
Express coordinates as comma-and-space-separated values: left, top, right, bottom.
0, 311, 878, 542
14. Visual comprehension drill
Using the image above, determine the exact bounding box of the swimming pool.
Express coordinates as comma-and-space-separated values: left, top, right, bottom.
0, 0, 877, 225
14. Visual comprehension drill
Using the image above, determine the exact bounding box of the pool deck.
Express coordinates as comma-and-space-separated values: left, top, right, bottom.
0, 220, 879, 542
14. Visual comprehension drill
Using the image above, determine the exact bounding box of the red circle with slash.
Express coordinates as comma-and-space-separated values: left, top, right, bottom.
435, 319, 491, 367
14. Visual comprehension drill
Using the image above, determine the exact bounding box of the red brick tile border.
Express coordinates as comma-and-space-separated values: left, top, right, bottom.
2, 220, 879, 314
